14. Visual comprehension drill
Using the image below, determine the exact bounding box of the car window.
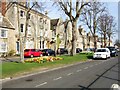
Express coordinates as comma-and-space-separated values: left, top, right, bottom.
42, 50, 45, 52
24, 49, 30, 52
96, 49, 106, 52
31, 49, 35, 51
36, 49, 40, 52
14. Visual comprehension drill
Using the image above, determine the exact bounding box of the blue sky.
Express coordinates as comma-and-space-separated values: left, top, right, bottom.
105, 2, 118, 42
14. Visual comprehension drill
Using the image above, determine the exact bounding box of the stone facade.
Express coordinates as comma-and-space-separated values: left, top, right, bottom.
5, 2, 51, 54
0, 13, 15, 57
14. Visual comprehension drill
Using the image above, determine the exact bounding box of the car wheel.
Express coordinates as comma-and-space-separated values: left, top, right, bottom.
40, 54, 43, 57
48, 53, 50, 56
30, 55, 33, 58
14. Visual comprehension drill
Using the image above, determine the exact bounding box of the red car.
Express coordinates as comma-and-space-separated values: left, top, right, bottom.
24, 49, 43, 58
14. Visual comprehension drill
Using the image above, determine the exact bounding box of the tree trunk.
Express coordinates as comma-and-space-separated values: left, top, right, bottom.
17, 3, 24, 63
64, 28, 67, 49
93, 35, 97, 49
108, 36, 111, 46
104, 33, 106, 47
70, 21, 77, 56
83, 36, 85, 50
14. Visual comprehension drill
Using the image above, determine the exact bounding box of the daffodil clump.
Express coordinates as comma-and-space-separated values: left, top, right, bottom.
24, 56, 63, 63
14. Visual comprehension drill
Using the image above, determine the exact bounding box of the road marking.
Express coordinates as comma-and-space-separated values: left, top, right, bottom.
35, 82, 47, 87
77, 69, 82, 72
84, 67, 88, 69
53, 77, 62, 81
67, 73, 73, 76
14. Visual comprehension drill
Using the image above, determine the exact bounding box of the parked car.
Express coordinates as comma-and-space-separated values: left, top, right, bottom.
93, 48, 110, 60
106, 46, 118, 57
76, 48, 82, 53
42, 49, 55, 56
57, 48, 68, 54
116, 48, 120, 52
24, 49, 43, 58
83, 48, 93, 53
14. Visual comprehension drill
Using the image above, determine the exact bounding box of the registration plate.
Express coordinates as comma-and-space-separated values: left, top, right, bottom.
97, 55, 101, 57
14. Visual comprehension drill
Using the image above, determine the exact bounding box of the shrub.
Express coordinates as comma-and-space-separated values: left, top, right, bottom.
0, 53, 7, 57
8, 50, 16, 56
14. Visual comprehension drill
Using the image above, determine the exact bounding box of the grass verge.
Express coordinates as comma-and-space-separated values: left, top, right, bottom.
1, 53, 93, 79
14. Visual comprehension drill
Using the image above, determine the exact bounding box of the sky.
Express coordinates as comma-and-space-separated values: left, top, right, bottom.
101, 0, 118, 41
105, 2, 118, 43
34, 0, 119, 43
46, 1, 118, 43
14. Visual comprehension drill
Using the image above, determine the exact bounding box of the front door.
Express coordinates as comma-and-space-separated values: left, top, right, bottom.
16, 42, 20, 54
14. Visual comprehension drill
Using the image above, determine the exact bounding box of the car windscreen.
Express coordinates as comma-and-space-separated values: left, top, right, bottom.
42, 49, 47, 52
109, 48, 115, 51
96, 49, 106, 52
24, 49, 30, 52
107, 47, 115, 51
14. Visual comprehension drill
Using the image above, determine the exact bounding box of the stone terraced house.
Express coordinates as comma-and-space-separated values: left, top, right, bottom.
1, 0, 52, 55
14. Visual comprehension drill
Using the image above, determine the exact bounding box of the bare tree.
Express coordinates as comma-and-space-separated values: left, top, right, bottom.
63, 19, 70, 49
53, 0, 89, 55
98, 13, 116, 47
106, 16, 116, 46
80, 1, 106, 49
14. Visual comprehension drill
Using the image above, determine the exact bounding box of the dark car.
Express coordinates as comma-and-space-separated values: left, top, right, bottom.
76, 48, 82, 53
57, 48, 68, 54
106, 46, 118, 57
42, 49, 55, 56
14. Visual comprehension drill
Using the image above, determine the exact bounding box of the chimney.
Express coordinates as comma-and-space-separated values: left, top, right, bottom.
45, 11, 48, 16
1, 0, 6, 16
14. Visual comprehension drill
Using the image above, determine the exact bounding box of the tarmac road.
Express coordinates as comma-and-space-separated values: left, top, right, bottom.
2, 56, 120, 89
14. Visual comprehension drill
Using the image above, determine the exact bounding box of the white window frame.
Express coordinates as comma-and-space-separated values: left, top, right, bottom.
0, 29, 8, 38
0, 42, 7, 52
28, 25, 31, 35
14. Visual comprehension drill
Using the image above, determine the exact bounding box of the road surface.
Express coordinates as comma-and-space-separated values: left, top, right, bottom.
2, 56, 120, 89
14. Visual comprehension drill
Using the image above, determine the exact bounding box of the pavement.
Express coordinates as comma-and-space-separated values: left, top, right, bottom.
0, 56, 30, 63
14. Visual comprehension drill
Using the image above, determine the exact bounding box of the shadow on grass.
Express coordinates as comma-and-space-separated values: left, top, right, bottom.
87, 56, 93, 59
2, 58, 20, 63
